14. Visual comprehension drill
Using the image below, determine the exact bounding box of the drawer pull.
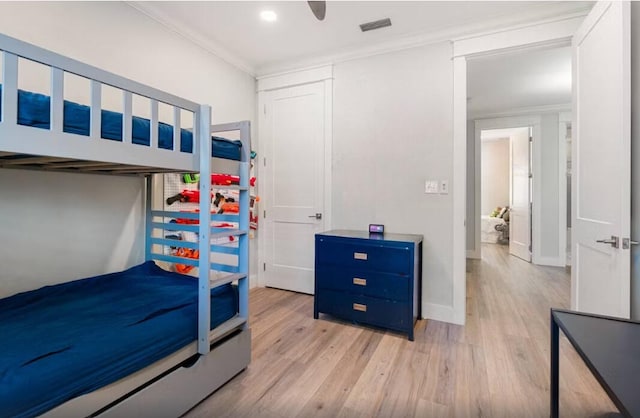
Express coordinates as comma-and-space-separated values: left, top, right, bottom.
353, 278, 367, 286
354, 252, 368, 260
353, 303, 367, 312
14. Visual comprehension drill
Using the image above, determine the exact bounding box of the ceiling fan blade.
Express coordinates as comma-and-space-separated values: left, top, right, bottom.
308, 1, 326, 21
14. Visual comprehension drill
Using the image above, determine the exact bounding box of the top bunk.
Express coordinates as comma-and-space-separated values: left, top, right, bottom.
0, 33, 249, 176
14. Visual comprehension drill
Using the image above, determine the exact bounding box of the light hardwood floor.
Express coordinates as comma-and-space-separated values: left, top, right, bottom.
187, 244, 616, 417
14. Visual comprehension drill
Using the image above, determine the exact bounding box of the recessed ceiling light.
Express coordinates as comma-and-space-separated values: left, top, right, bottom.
260, 10, 277, 22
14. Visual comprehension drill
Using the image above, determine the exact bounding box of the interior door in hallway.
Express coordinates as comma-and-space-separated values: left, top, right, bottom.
509, 127, 532, 262
572, 1, 630, 318
261, 82, 327, 294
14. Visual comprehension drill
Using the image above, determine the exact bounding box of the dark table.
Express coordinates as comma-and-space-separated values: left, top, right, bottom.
550, 309, 640, 417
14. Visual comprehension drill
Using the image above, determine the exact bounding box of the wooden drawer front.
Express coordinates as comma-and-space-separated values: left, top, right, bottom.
316, 265, 409, 301
316, 238, 411, 275
316, 289, 411, 332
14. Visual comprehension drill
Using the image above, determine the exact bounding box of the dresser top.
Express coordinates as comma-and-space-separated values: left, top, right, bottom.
317, 229, 423, 244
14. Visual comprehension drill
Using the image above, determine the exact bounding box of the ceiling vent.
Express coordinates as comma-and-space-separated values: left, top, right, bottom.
359, 18, 392, 32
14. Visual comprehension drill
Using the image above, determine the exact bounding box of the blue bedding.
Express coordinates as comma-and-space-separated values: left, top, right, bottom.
0, 261, 238, 418
0, 85, 242, 161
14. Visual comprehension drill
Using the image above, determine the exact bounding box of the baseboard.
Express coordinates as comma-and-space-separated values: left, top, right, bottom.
534, 256, 565, 267
422, 303, 464, 325
249, 274, 258, 289
466, 249, 480, 259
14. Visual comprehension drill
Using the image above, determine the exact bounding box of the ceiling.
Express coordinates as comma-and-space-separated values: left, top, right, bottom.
130, 1, 592, 75
467, 46, 572, 118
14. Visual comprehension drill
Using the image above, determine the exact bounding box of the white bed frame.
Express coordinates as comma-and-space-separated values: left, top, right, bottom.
0, 33, 251, 417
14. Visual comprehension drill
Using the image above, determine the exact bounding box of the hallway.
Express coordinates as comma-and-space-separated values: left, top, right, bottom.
466, 243, 614, 416
187, 244, 615, 417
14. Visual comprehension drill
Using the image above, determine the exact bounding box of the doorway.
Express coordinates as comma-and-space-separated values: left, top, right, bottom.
466, 45, 571, 268
479, 126, 532, 262
257, 67, 333, 295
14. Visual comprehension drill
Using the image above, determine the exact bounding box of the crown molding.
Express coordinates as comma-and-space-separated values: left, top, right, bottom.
256, 7, 591, 77
126, 2, 591, 81
126, 1, 256, 77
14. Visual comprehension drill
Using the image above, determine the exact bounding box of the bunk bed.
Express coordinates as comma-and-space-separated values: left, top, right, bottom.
0, 33, 251, 417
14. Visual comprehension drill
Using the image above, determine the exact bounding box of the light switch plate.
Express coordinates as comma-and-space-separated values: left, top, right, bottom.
425, 180, 439, 194
440, 180, 449, 194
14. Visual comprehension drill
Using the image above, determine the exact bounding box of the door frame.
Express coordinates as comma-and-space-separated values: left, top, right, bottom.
473, 117, 541, 263
256, 65, 333, 288
451, 15, 586, 325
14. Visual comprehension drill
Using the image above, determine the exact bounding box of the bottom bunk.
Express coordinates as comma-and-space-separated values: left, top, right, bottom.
0, 261, 249, 418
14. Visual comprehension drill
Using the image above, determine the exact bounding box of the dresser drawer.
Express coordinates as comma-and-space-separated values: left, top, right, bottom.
316, 237, 411, 275
316, 289, 411, 332
315, 265, 409, 301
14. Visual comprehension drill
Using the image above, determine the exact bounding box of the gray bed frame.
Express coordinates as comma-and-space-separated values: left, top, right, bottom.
0, 32, 251, 416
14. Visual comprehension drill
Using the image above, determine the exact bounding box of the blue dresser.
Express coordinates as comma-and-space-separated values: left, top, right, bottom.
314, 230, 423, 341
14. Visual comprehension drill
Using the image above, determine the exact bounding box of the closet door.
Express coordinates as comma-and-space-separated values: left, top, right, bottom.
260, 81, 329, 294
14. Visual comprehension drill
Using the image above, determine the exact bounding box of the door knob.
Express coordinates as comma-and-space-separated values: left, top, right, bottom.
308, 213, 322, 220
596, 236, 619, 248
622, 238, 639, 249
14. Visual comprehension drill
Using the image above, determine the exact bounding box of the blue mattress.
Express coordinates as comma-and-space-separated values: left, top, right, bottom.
0, 85, 242, 161
0, 261, 238, 418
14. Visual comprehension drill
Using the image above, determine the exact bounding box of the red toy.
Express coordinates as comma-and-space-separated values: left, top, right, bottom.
211, 174, 256, 187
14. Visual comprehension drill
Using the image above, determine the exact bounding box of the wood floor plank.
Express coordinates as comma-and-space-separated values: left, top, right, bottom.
296, 330, 382, 418
186, 243, 617, 417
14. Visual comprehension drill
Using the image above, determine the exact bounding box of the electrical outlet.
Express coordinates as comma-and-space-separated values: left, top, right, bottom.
425, 180, 439, 194
440, 180, 449, 194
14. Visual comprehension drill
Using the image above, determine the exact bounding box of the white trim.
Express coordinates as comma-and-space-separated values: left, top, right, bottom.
256, 9, 591, 76
535, 256, 566, 268
453, 15, 584, 58
474, 120, 482, 260
257, 90, 267, 289
471, 103, 572, 121
257, 65, 333, 92
249, 273, 258, 289
125, 1, 256, 76
423, 303, 461, 325
452, 56, 467, 326
453, 20, 583, 326
466, 249, 481, 259
558, 112, 571, 267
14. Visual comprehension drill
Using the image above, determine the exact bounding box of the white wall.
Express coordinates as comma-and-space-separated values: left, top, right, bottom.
0, 1, 256, 296
631, 2, 640, 320
481, 138, 510, 215
332, 42, 455, 313
539, 113, 561, 260
0, 169, 145, 298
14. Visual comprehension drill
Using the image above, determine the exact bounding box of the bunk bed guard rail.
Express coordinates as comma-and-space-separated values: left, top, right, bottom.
0, 32, 207, 172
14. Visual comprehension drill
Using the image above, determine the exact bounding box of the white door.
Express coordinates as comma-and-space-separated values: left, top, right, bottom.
509, 127, 532, 262
261, 82, 327, 294
572, 1, 630, 317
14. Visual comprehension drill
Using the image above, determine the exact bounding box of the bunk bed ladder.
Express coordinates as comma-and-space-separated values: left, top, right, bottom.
237, 121, 251, 324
